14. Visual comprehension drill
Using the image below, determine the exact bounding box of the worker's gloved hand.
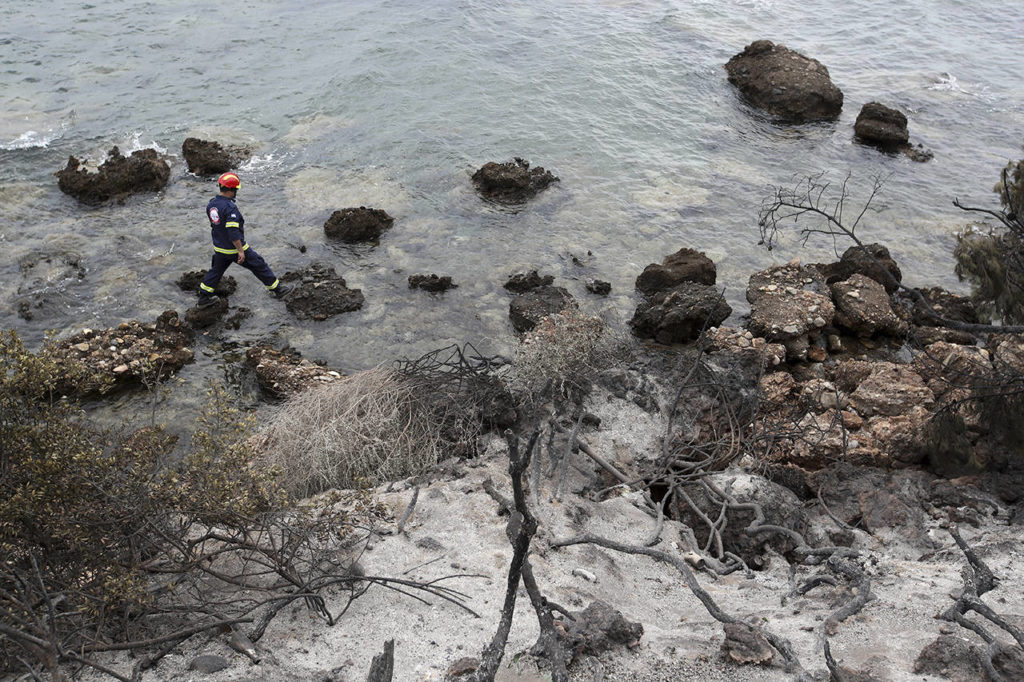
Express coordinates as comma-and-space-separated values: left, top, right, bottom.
237, 251, 245, 264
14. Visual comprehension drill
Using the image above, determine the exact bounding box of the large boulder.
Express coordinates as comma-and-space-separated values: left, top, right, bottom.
181, 137, 250, 176
557, 601, 643, 661
471, 158, 558, 203
57, 147, 170, 205
323, 207, 394, 242
634, 247, 716, 295
724, 40, 843, 123
630, 282, 732, 344
829, 274, 908, 337
817, 243, 902, 294
747, 264, 834, 361
853, 102, 909, 149
508, 285, 576, 333
282, 263, 365, 321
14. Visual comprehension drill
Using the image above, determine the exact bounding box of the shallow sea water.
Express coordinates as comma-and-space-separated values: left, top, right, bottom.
1, 0, 1022, 424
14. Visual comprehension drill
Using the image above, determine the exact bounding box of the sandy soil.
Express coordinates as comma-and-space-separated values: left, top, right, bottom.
75, 390, 1024, 682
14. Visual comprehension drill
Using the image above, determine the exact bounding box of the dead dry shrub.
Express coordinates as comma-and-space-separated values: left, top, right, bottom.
254, 367, 455, 497
509, 308, 633, 404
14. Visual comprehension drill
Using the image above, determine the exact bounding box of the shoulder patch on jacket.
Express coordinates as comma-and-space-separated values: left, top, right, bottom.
209, 207, 220, 223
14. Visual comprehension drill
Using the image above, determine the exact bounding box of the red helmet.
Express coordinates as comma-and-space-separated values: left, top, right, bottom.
217, 172, 241, 190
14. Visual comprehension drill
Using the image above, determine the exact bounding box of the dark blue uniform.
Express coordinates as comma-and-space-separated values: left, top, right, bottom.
199, 195, 282, 295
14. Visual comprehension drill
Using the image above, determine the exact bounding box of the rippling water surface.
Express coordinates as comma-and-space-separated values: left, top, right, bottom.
2, 0, 1022, 421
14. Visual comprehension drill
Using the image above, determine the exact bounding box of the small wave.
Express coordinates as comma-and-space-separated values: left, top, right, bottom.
928, 72, 966, 93
240, 153, 286, 174
1, 129, 60, 150
120, 131, 167, 155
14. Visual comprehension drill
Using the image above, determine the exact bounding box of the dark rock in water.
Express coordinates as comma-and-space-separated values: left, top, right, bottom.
829, 274, 908, 338
176, 271, 237, 297
57, 146, 170, 205
472, 157, 558, 203
558, 601, 643, 660
586, 278, 611, 296
408, 273, 457, 292
635, 247, 716, 296
854, 102, 909, 148
185, 297, 230, 329
630, 282, 731, 344
181, 137, 251, 176
509, 285, 576, 333
913, 635, 987, 681
188, 654, 230, 674
817, 243, 902, 293
903, 143, 934, 163
282, 263, 365, 321
725, 40, 843, 123
14, 250, 87, 321
246, 345, 342, 398
323, 206, 394, 242
721, 622, 773, 665
504, 270, 554, 293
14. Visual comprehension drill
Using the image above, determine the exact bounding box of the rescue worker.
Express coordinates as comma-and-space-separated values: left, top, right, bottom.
197, 172, 290, 308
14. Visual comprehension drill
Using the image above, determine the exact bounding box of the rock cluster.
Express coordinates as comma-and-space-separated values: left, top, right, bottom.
323, 207, 394, 242
56, 147, 170, 205
630, 248, 730, 344
281, 263, 365, 321
176, 271, 238, 298
724, 40, 843, 123
471, 158, 559, 203
245, 346, 343, 398
46, 310, 194, 394
854, 102, 933, 162
181, 137, 251, 176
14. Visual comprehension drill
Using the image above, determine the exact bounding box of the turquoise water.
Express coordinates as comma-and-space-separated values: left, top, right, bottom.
2, 0, 1023, 419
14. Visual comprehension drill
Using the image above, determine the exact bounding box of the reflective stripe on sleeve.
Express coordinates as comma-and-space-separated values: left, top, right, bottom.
225, 221, 240, 228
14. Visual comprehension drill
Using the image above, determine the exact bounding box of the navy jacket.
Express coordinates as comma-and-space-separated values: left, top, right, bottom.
206, 195, 247, 254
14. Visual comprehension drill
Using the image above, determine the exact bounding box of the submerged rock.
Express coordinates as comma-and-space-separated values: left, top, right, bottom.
57, 146, 170, 205
508, 285, 576, 333
724, 40, 843, 123
408, 273, 457, 292
472, 158, 558, 203
181, 137, 251, 176
282, 263, 365, 321
504, 270, 554, 293
323, 207, 394, 242
585, 278, 611, 296
635, 247, 716, 296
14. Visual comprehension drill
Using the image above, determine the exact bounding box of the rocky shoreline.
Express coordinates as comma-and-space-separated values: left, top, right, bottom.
9, 38, 1022, 682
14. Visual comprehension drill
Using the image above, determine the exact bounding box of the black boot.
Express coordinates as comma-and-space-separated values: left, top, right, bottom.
197, 292, 220, 309
270, 283, 292, 299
